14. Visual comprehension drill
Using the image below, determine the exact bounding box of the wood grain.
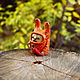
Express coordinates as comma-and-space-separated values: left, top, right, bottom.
0, 49, 80, 80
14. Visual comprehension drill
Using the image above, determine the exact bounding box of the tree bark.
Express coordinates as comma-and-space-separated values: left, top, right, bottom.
0, 49, 80, 80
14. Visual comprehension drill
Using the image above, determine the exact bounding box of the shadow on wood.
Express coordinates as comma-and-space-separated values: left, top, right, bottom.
0, 49, 80, 80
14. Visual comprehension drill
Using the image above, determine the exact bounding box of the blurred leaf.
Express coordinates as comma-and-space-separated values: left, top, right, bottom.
0, 7, 4, 10
5, 11, 11, 15
71, 21, 76, 25
68, 0, 77, 4
77, 20, 80, 23
65, 36, 71, 40
16, 1, 22, 5
64, 12, 72, 16
25, 45, 28, 48
62, 0, 66, 5
20, 37, 25, 43
19, 3, 24, 8
60, 23, 71, 37
0, 16, 3, 19
19, 43, 24, 48
63, 16, 67, 21
76, 23, 80, 27
66, 7, 74, 11
0, 28, 3, 32
71, 21, 80, 27
0, 21, 5, 26
52, 30, 58, 39
68, 16, 72, 22
72, 12, 80, 18
7, 5, 13, 8
21, 28, 27, 34
75, 28, 80, 33
12, 40, 19, 45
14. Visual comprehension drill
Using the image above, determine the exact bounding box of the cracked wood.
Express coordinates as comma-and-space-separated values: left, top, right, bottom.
0, 49, 80, 80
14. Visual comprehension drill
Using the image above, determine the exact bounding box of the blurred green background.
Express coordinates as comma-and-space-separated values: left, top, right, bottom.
0, 0, 80, 53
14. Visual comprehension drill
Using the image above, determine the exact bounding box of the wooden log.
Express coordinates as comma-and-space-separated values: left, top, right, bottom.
0, 49, 80, 80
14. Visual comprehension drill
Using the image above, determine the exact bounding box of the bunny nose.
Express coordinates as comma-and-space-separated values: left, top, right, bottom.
32, 37, 37, 42
33, 39, 37, 42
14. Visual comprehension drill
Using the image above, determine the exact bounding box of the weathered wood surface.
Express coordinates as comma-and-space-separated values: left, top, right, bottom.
0, 49, 80, 80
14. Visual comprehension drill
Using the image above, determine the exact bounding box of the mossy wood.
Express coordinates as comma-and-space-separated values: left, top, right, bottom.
0, 49, 80, 80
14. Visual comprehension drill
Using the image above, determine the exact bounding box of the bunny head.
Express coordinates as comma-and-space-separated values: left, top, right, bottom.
28, 18, 50, 55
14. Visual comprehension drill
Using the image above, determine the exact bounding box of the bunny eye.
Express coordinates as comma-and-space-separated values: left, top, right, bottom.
32, 34, 37, 38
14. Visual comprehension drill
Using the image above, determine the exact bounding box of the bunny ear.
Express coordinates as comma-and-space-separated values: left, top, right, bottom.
34, 18, 42, 31
44, 22, 50, 35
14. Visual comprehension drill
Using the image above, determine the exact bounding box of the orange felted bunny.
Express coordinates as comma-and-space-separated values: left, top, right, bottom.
28, 18, 50, 55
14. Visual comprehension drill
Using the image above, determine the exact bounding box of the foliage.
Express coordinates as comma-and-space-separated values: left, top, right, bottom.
0, 0, 80, 51
0, 0, 54, 50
